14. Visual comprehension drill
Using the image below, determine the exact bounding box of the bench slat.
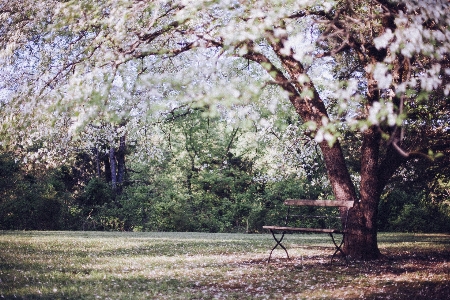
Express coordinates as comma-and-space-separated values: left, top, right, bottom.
284, 199, 355, 208
263, 226, 345, 234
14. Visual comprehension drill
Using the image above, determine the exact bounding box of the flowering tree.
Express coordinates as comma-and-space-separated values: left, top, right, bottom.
1, 0, 449, 259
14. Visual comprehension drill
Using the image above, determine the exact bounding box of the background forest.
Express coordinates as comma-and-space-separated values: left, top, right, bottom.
1, 104, 449, 233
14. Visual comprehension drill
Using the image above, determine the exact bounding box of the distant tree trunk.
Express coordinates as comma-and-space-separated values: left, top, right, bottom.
116, 135, 126, 194
103, 151, 112, 183
109, 146, 117, 191
93, 146, 101, 178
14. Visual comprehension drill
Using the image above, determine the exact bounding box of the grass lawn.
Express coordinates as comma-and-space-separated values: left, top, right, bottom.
0, 231, 449, 299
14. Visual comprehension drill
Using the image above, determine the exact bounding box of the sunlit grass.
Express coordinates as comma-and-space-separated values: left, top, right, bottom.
1, 231, 449, 299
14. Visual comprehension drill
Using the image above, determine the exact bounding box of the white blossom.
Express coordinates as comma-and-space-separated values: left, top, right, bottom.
374, 29, 394, 50
373, 63, 393, 90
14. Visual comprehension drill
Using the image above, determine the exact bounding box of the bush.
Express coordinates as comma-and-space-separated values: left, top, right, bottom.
378, 190, 450, 233
78, 177, 114, 207
0, 177, 64, 230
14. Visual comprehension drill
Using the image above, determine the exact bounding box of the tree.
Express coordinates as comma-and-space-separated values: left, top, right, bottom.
1, 0, 449, 259
228, 0, 449, 259
157, 107, 261, 232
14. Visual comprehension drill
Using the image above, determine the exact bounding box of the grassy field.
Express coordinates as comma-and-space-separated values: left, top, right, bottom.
0, 231, 449, 299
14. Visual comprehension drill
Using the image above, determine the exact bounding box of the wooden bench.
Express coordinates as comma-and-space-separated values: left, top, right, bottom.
263, 199, 355, 265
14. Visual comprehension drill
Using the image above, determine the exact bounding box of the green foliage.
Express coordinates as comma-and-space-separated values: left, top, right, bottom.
2, 103, 449, 234
253, 177, 334, 231
378, 190, 450, 233
0, 156, 75, 230
78, 177, 113, 207
0, 153, 20, 191
391, 204, 430, 233
11, 182, 62, 230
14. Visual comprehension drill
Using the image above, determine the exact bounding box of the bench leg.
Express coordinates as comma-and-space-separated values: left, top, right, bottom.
329, 233, 348, 266
267, 230, 290, 263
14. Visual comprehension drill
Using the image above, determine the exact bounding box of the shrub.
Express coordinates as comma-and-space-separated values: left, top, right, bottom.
378, 189, 450, 233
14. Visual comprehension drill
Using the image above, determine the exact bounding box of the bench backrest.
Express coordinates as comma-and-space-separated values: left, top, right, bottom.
282, 199, 355, 230
284, 199, 355, 208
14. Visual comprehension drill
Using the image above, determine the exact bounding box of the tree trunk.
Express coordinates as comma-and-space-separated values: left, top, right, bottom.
318, 141, 357, 201
109, 146, 117, 191
93, 146, 101, 178
116, 135, 126, 194
117, 135, 126, 184
345, 126, 382, 259
103, 151, 112, 183
342, 59, 383, 259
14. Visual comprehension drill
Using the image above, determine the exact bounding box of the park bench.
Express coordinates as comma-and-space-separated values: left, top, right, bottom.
263, 199, 355, 265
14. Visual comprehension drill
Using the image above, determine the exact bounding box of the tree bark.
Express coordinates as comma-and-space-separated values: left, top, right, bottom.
117, 136, 126, 184
103, 151, 112, 183
93, 146, 101, 178
345, 126, 382, 259
318, 141, 358, 202
109, 146, 117, 191
342, 60, 383, 259
116, 135, 126, 194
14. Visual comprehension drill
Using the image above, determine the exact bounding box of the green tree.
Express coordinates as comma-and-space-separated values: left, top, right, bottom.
158, 108, 262, 232
0, 153, 76, 230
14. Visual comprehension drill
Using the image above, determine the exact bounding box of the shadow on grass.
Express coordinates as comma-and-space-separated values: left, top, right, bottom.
2, 277, 196, 300
1, 232, 449, 299
234, 249, 450, 299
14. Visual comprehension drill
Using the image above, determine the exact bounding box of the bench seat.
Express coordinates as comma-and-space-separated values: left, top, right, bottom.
263, 226, 346, 234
